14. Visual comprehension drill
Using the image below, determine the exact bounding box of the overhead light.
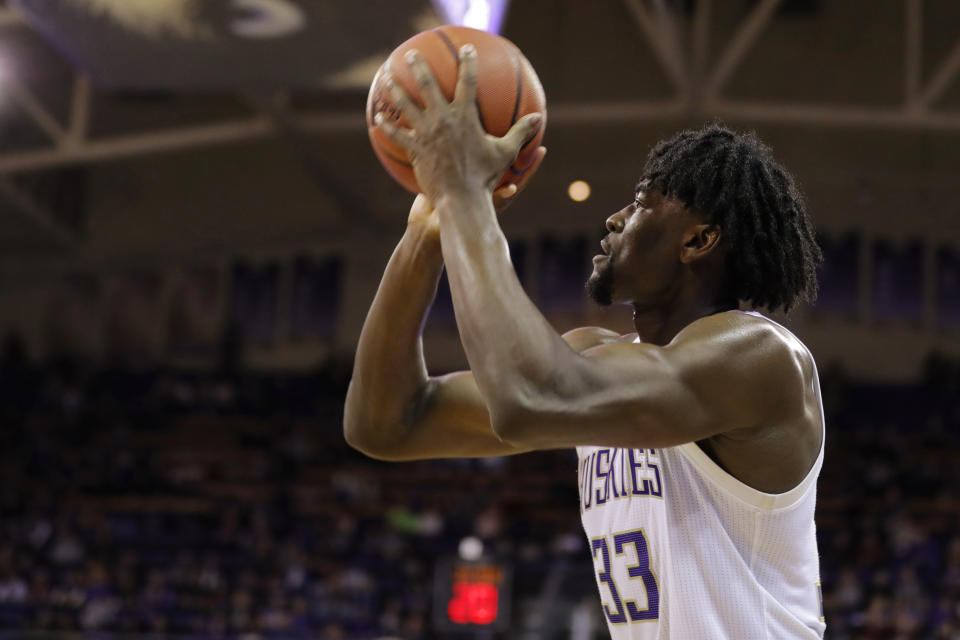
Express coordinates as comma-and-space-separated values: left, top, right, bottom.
568, 180, 591, 202
432, 0, 511, 34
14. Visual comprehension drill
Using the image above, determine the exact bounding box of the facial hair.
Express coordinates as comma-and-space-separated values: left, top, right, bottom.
586, 259, 614, 306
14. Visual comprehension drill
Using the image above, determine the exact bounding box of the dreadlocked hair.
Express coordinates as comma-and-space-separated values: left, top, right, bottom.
640, 124, 822, 313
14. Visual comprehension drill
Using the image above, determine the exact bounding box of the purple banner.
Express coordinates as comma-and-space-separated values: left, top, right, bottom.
872, 238, 923, 324
935, 245, 960, 330
816, 232, 860, 318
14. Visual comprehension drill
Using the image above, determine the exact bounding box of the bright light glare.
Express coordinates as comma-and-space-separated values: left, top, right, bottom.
459, 536, 484, 561
432, 0, 510, 34
462, 0, 490, 30
568, 180, 591, 202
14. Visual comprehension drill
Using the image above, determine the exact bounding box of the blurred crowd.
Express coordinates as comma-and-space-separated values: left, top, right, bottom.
814, 362, 960, 640
0, 336, 958, 639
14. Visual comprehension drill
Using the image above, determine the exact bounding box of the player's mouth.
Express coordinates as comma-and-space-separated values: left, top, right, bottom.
593, 239, 611, 264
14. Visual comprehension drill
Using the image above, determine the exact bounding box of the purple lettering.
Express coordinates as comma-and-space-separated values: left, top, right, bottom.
595, 449, 610, 505
628, 449, 649, 496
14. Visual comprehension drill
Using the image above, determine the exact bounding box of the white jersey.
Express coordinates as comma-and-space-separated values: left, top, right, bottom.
575, 317, 826, 639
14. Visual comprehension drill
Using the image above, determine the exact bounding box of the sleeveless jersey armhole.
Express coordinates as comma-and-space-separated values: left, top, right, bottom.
641, 315, 826, 511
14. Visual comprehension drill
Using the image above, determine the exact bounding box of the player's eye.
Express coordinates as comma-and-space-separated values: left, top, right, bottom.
633, 188, 650, 209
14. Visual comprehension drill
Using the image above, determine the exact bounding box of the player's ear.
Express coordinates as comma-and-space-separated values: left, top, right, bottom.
680, 223, 722, 264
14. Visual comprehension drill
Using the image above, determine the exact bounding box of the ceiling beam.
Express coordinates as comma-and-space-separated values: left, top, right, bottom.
65, 74, 92, 149
650, 0, 689, 98
709, 99, 960, 131
919, 36, 960, 109
691, 0, 712, 99
248, 92, 374, 228
621, 0, 690, 97
0, 117, 276, 174
702, 0, 781, 100
2, 94, 960, 176
0, 177, 79, 250
6, 75, 66, 143
904, 0, 923, 110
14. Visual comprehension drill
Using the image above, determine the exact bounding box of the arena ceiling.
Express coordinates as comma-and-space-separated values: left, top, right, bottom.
0, 0, 959, 256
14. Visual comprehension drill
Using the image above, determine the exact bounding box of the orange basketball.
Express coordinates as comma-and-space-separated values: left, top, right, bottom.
366, 25, 547, 195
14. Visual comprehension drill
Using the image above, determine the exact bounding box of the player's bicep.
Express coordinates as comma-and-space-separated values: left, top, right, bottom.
574, 341, 714, 444
377, 370, 533, 460
501, 317, 802, 449
494, 340, 712, 450
587, 330, 794, 439
375, 327, 621, 460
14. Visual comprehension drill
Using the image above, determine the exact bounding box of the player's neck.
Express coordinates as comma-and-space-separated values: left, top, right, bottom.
631, 290, 736, 346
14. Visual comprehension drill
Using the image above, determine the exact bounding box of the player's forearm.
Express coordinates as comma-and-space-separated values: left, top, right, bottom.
436, 190, 575, 430
344, 225, 444, 455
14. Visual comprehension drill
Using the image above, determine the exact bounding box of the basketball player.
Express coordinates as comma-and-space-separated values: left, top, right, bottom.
345, 44, 826, 638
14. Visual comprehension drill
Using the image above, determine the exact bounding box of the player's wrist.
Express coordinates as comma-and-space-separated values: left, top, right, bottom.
436, 186, 497, 221
402, 219, 443, 262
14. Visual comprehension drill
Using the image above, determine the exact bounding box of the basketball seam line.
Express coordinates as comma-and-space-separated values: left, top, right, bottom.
433, 27, 487, 133
510, 120, 543, 175
424, 29, 539, 180
512, 52, 540, 176
432, 27, 460, 61
520, 120, 542, 152
372, 136, 413, 168
507, 48, 525, 178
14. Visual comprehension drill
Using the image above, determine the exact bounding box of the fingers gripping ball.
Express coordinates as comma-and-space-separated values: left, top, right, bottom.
367, 25, 547, 194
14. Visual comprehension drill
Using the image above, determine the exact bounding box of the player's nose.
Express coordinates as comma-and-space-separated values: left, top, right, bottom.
605, 209, 625, 233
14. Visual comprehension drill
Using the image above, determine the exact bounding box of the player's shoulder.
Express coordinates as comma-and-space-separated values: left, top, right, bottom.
561, 326, 634, 353
673, 310, 814, 382
674, 309, 804, 346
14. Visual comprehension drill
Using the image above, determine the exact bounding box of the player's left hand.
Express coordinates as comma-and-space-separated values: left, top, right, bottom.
493, 146, 547, 213
375, 44, 543, 207
405, 147, 547, 245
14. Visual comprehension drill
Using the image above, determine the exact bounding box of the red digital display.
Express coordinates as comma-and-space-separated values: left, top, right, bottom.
447, 581, 499, 625
434, 560, 511, 631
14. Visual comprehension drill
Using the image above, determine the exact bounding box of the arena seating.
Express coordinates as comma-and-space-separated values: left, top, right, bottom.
0, 350, 957, 639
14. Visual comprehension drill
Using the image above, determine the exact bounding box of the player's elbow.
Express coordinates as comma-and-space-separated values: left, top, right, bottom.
342, 411, 379, 458
343, 417, 407, 462
342, 382, 367, 447
342, 382, 404, 461
347, 439, 404, 462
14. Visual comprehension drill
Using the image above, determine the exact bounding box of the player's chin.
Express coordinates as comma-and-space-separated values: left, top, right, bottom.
585, 270, 614, 307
